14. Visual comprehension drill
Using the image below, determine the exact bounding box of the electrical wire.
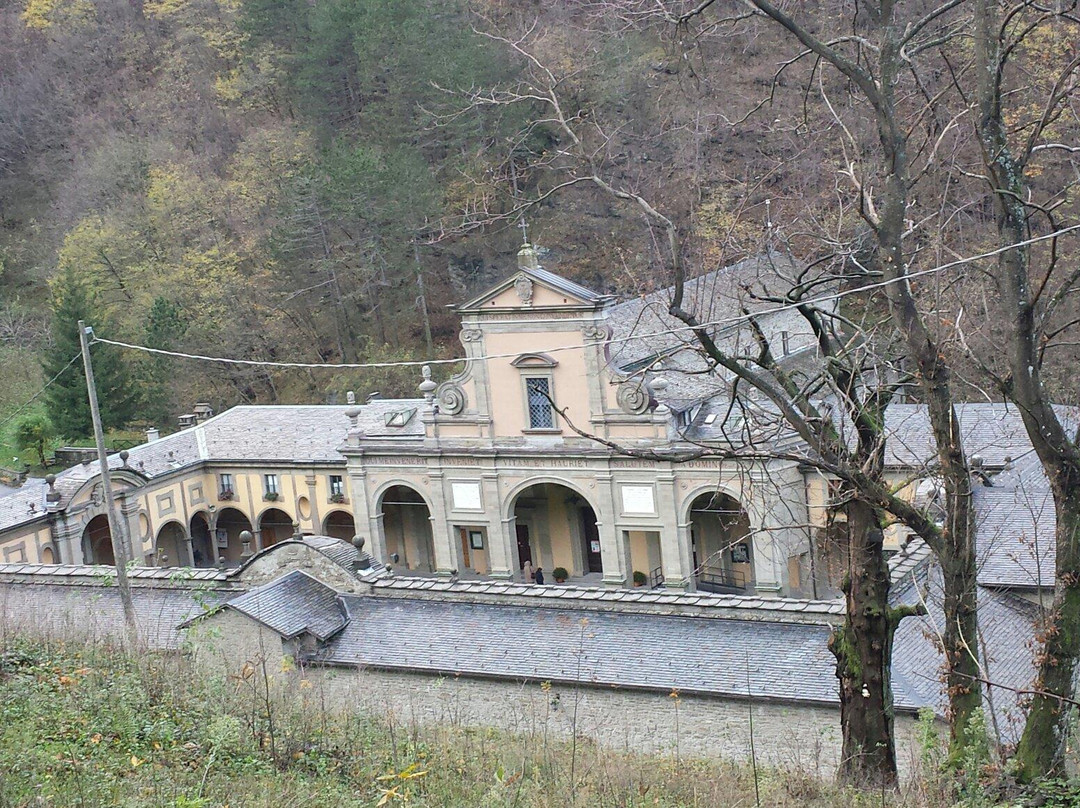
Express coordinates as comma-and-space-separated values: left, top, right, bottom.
0, 354, 81, 434
91, 222, 1080, 371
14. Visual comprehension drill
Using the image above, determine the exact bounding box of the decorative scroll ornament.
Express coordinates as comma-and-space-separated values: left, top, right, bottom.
581, 324, 610, 342
514, 273, 534, 305
460, 329, 483, 343
436, 381, 467, 415
616, 381, 651, 415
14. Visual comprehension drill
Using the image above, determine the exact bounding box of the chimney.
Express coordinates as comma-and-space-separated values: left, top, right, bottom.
367, 391, 381, 402
146, 427, 160, 443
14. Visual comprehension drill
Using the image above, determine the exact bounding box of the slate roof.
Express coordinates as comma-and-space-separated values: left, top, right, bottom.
322, 595, 849, 706
373, 576, 844, 616
528, 266, 609, 303
0, 478, 49, 535
222, 569, 347, 641
974, 455, 1056, 589
890, 571, 1040, 741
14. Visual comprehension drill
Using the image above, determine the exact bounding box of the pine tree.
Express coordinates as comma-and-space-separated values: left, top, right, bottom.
141, 296, 186, 426
44, 267, 138, 439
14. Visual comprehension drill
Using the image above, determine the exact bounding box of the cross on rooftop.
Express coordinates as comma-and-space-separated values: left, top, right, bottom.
518, 217, 529, 245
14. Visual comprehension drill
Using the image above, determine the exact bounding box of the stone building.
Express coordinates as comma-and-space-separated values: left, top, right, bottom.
0, 244, 1059, 608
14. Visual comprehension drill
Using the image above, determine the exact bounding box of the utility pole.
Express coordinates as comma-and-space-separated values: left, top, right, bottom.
78, 320, 137, 636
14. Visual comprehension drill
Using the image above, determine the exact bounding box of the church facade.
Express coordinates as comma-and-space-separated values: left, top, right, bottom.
1, 244, 1034, 600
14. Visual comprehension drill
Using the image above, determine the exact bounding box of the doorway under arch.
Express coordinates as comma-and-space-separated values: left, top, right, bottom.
82, 514, 115, 566
687, 490, 753, 593
378, 485, 434, 573
189, 512, 215, 567
216, 507, 253, 563
323, 510, 355, 541
510, 482, 601, 579
155, 521, 187, 567
258, 508, 293, 548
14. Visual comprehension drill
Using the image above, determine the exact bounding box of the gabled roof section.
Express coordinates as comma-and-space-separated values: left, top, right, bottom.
457, 262, 611, 313
217, 569, 348, 641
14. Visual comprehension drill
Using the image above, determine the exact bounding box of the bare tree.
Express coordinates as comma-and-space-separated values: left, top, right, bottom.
966, 0, 1080, 781
436, 21, 1005, 782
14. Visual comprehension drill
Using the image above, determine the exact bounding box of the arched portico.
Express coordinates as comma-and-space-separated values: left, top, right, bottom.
216, 507, 253, 563
685, 489, 754, 593
82, 514, 115, 565
155, 520, 188, 567
189, 512, 215, 567
322, 510, 355, 541
377, 484, 435, 573
258, 507, 293, 548
506, 481, 602, 581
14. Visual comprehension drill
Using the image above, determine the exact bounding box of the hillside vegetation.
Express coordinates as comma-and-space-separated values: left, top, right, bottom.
0, 636, 1065, 808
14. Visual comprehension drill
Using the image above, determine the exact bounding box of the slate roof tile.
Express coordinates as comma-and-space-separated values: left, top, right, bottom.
223, 570, 347, 641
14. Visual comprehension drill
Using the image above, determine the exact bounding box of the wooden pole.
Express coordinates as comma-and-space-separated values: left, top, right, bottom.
78, 320, 138, 636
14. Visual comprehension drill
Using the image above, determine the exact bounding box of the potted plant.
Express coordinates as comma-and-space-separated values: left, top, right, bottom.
263, 491, 280, 502
552, 567, 569, 584
329, 492, 346, 504
633, 570, 648, 587
218, 489, 235, 501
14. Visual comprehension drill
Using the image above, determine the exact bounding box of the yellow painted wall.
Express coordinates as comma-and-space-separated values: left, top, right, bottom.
482, 330, 593, 438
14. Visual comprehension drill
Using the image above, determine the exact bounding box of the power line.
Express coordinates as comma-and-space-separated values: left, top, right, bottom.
91, 222, 1080, 372
0, 354, 81, 433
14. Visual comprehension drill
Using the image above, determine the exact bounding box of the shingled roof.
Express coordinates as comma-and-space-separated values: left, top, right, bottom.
321, 595, 852, 707
221, 570, 347, 641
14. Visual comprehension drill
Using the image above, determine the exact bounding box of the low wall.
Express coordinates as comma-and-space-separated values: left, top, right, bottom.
189, 611, 925, 777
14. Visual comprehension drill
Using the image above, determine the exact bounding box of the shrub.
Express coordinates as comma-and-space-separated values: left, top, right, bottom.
552, 567, 569, 581
633, 570, 648, 586
13, 412, 55, 468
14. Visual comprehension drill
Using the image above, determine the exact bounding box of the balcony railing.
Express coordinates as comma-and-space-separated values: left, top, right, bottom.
694, 564, 747, 594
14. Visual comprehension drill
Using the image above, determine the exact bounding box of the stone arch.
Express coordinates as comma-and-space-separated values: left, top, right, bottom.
322, 510, 356, 541
189, 511, 215, 568
41, 545, 56, 564
505, 478, 602, 579
82, 514, 114, 565
216, 507, 253, 563
684, 488, 754, 593
154, 520, 188, 567
257, 507, 294, 548
376, 483, 435, 573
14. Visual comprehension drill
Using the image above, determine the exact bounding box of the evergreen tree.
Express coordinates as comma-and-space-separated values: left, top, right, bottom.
44, 267, 138, 439
141, 296, 187, 427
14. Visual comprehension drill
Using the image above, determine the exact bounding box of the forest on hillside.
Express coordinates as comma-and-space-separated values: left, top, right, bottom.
1, 0, 1078, 434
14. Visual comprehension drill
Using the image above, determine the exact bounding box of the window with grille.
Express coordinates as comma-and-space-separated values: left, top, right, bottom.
525, 377, 554, 429
329, 475, 344, 497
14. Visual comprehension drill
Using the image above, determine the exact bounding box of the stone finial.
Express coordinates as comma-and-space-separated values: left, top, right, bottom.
239, 530, 254, 559
418, 365, 438, 401
517, 245, 540, 273
649, 376, 671, 417
344, 405, 362, 429
346, 391, 356, 405
119, 450, 130, 467
292, 521, 301, 539
352, 535, 366, 552
45, 474, 60, 505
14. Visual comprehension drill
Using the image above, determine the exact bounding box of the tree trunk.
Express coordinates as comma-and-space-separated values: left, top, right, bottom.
1015, 486, 1080, 778
828, 497, 901, 786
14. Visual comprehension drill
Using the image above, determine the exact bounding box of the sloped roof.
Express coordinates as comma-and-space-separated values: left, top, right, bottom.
974, 455, 1055, 589
223, 569, 347, 641
606, 252, 808, 371
890, 571, 1040, 740
457, 263, 610, 311
322, 595, 847, 706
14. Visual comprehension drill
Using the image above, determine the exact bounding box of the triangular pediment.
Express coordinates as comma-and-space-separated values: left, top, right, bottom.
457, 265, 610, 313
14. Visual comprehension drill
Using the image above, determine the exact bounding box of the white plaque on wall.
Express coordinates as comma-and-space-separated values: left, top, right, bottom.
621, 484, 656, 515
451, 482, 483, 511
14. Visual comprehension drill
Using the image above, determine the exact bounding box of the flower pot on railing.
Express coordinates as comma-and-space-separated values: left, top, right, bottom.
218, 489, 235, 501
263, 491, 280, 502
329, 492, 346, 504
